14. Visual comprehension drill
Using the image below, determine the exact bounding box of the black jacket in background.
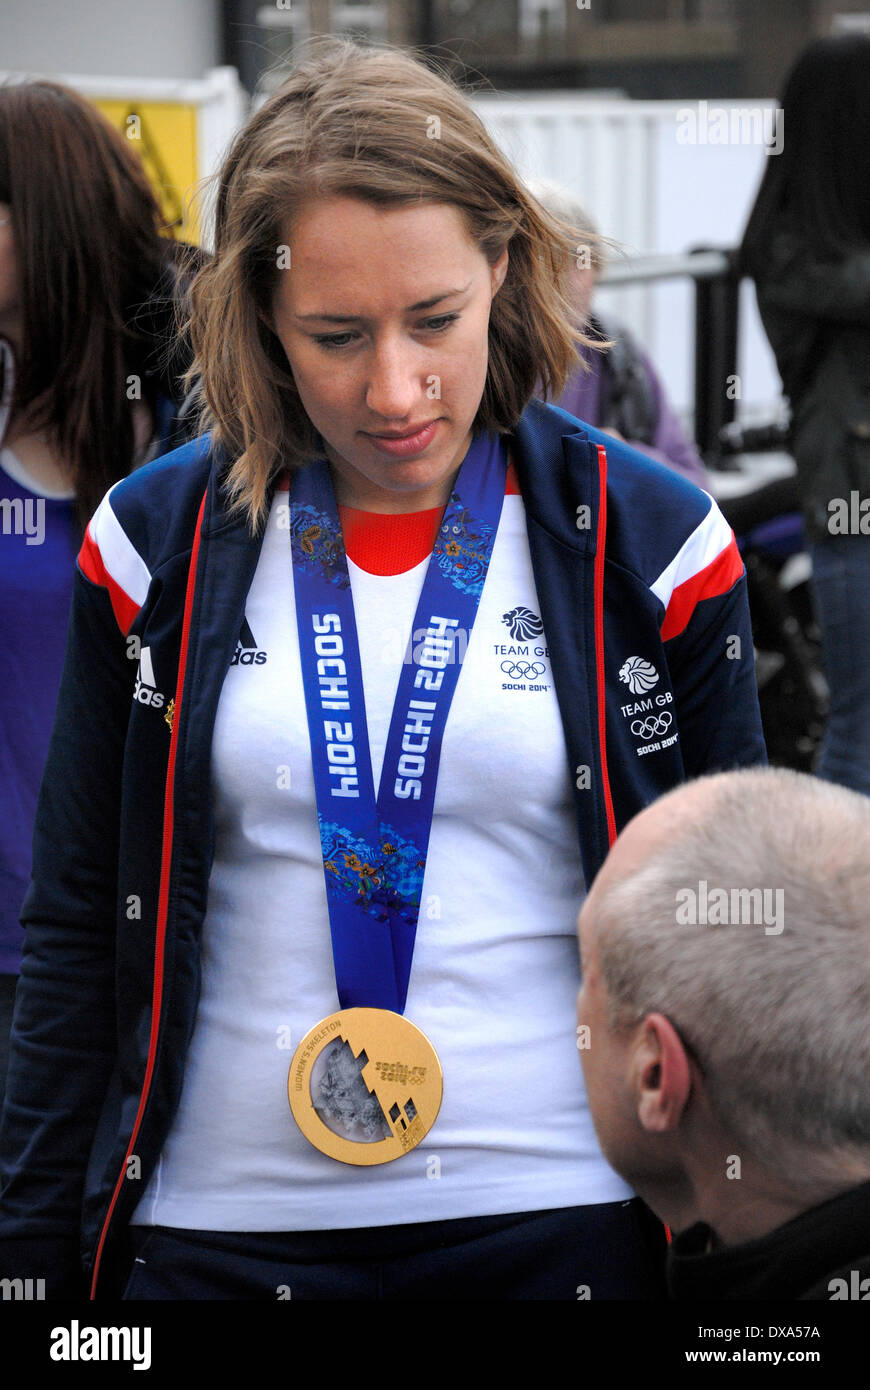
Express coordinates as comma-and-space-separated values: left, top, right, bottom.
750, 225, 870, 544
667, 1178, 870, 1300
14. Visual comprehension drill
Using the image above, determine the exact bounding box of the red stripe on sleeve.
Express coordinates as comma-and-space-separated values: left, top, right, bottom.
660, 536, 744, 642
77, 524, 140, 636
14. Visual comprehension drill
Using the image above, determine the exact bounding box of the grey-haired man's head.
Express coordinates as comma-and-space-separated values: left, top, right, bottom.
576, 767, 870, 1243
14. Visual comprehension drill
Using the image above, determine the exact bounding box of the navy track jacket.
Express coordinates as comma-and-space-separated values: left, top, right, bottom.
0, 401, 766, 1297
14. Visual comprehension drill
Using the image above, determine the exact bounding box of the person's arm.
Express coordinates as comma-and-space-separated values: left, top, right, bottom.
659, 503, 767, 776
0, 562, 132, 1298
756, 238, 870, 326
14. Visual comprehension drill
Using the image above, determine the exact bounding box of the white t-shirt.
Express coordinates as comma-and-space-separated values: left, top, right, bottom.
131, 471, 633, 1229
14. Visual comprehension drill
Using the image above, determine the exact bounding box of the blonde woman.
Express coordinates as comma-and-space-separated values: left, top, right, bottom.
0, 40, 765, 1301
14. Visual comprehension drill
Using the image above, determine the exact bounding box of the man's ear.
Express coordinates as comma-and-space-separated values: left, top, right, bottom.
634, 1012, 692, 1135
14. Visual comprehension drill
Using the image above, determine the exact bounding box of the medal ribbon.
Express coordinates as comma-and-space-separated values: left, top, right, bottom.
291, 432, 507, 1012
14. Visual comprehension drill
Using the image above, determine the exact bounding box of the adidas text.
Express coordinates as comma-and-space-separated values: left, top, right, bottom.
133, 680, 164, 708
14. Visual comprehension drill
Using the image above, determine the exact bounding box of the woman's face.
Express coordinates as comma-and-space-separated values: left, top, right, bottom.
271, 195, 509, 512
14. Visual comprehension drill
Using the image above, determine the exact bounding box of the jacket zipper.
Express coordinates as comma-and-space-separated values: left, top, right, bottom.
593, 443, 617, 850
88, 487, 209, 1299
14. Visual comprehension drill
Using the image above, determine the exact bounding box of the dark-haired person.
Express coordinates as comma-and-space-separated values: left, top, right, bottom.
740, 34, 870, 795
0, 41, 765, 1301
0, 80, 198, 1105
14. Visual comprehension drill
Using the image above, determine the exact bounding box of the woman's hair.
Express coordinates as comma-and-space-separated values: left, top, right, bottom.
740, 34, 870, 277
0, 80, 177, 528
187, 37, 601, 532
522, 178, 611, 272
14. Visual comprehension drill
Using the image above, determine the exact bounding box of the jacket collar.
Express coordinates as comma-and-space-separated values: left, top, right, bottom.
512, 399, 601, 555
199, 438, 285, 541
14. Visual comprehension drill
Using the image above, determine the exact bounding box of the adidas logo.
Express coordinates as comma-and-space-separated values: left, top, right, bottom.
133, 645, 165, 709
230, 616, 268, 666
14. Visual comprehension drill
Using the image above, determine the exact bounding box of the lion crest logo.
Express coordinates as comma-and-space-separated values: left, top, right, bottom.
501, 607, 544, 642
618, 656, 660, 695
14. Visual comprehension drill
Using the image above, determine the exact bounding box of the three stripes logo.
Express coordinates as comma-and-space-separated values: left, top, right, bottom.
230, 616, 268, 666
133, 645, 164, 709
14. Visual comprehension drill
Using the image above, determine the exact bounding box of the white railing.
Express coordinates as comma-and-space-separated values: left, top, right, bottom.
470, 93, 784, 418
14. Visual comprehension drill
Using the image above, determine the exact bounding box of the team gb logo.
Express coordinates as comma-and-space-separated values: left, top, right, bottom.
501, 607, 545, 642
618, 656, 660, 695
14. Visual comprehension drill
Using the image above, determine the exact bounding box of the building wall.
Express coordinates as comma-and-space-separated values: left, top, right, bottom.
1, 0, 221, 79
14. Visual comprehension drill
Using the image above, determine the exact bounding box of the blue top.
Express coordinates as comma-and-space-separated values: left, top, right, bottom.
0, 394, 183, 976
0, 451, 77, 973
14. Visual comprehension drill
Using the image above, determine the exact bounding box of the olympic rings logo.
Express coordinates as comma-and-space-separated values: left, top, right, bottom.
630, 713, 672, 739
500, 660, 547, 680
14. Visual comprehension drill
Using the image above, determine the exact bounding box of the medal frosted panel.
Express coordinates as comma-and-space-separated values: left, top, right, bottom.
312, 1038, 391, 1142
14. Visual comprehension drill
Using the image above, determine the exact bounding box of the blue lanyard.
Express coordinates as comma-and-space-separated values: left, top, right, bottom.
290, 433, 507, 1012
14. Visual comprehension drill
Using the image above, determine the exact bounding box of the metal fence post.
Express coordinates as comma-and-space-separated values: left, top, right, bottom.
691, 245, 740, 459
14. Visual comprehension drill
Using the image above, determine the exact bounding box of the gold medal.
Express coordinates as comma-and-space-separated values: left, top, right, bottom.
288, 1007, 443, 1166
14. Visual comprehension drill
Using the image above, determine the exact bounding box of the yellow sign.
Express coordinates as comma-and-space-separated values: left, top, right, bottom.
94, 99, 200, 242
